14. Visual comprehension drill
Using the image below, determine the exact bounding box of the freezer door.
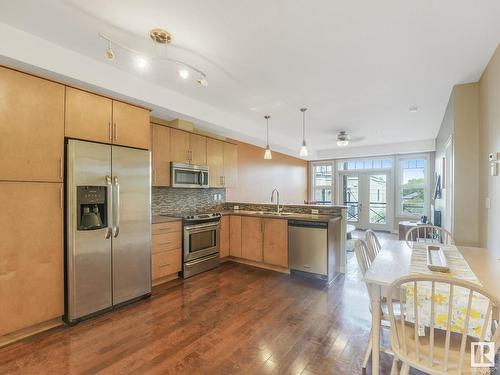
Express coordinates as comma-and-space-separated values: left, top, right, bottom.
111, 145, 151, 304
66, 140, 112, 322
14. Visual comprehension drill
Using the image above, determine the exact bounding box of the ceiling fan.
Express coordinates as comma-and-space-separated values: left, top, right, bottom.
336, 131, 364, 147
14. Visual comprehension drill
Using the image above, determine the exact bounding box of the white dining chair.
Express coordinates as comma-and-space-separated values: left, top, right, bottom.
355, 239, 395, 371
405, 225, 454, 248
386, 274, 500, 375
365, 229, 381, 261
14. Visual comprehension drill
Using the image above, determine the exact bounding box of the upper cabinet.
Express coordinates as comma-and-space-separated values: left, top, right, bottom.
0, 67, 64, 182
207, 138, 224, 187
170, 129, 207, 165
206, 139, 238, 188
65, 87, 150, 150
151, 124, 171, 186
190, 134, 207, 165
223, 142, 238, 188
112, 101, 150, 150
65, 87, 112, 144
170, 129, 191, 163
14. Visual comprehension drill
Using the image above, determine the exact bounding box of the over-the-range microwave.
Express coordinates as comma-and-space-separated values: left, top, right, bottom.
171, 162, 209, 188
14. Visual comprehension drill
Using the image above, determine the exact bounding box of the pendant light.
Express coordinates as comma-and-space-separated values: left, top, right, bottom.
299, 108, 308, 157
264, 115, 272, 160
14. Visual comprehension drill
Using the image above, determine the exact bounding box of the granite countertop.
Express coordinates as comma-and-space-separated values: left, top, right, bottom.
220, 210, 340, 223
152, 215, 182, 224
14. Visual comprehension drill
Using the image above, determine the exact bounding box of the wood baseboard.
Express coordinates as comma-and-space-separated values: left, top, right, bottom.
0, 317, 63, 348
226, 257, 290, 274
152, 273, 179, 287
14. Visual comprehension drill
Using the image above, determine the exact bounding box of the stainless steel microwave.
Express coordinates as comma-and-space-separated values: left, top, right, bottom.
171, 162, 209, 188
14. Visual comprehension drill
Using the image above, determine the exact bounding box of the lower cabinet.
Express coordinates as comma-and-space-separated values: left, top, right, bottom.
219, 216, 230, 258
0, 182, 64, 337
229, 215, 242, 257
151, 221, 182, 284
263, 219, 288, 268
229, 215, 288, 269
241, 217, 263, 262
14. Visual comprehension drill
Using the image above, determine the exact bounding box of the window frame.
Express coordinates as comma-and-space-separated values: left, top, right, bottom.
310, 161, 335, 204
396, 154, 430, 218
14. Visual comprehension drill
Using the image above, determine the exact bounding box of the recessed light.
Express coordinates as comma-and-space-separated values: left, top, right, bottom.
409, 106, 419, 113
135, 56, 148, 69
177, 68, 189, 79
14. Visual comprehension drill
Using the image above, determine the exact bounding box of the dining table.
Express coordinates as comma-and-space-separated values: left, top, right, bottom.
363, 240, 500, 375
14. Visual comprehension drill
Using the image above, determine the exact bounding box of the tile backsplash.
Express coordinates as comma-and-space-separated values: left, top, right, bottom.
152, 187, 225, 216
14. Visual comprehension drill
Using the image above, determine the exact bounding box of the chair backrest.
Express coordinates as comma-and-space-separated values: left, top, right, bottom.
354, 239, 372, 275
386, 274, 500, 374
365, 229, 381, 261
405, 224, 454, 248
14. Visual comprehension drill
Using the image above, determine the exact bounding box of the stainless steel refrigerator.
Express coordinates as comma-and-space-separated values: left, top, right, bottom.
66, 139, 151, 324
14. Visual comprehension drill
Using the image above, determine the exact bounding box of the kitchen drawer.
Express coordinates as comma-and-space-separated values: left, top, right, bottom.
152, 221, 181, 235
152, 231, 181, 253
152, 249, 181, 280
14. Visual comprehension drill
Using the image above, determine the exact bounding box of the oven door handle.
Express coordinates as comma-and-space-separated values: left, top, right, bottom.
184, 222, 220, 232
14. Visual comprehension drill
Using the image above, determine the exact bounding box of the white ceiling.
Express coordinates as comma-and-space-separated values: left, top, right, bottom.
0, 0, 499, 159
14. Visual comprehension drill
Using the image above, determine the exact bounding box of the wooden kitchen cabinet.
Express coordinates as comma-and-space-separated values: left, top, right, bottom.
65, 87, 150, 150
151, 221, 182, 285
112, 101, 150, 150
241, 217, 263, 262
65, 87, 112, 144
263, 219, 288, 268
190, 134, 207, 165
219, 215, 230, 258
223, 142, 238, 187
0, 67, 64, 182
151, 124, 171, 186
0, 182, 64, 337
207, 138, 224, 187
229, 215, 242, 257
170, 128, 191, 163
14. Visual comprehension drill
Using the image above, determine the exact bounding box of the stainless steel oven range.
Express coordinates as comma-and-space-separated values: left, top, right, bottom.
182, 212, 221, 278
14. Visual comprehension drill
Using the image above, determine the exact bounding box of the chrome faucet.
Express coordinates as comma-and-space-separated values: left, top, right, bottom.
271, 188, 281, 213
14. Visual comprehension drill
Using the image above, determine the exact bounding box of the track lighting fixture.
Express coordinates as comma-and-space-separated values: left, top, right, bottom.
98, 29, 208, 87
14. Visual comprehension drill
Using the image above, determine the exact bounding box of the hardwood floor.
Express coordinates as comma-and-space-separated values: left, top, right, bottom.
0, 254, 395, 374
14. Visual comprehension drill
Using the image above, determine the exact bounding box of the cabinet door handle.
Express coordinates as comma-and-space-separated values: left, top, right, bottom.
113, 122, 117, 141
59, 186, 63, 209
108, 122, 112, 141
59, 157, 63, 180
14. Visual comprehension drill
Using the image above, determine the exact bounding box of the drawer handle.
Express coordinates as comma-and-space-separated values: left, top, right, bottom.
159, 241, 172, 245
159, 263, 171, 268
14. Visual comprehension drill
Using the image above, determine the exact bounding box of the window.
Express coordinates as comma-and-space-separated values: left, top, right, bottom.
337, 158, 392, 171
398, 157, 427, 217
311, 163, 333, 203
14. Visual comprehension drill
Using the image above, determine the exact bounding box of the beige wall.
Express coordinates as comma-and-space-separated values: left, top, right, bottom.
479, 45, 500, 257
226, 140, 308, 204
434, 83, 480, 246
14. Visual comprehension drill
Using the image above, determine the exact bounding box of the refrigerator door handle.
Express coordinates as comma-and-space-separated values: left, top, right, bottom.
105, 175, 113, 239
113, 176, 120, 238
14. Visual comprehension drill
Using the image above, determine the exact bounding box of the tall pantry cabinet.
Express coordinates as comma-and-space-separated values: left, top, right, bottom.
0, 67, 65, 338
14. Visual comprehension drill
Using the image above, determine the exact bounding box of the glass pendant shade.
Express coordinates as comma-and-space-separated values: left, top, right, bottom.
263, 115, 272, 160
264, 145, 273, 159
299, 141, 308, 156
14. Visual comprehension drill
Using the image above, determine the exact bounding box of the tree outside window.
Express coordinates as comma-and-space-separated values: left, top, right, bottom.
399, 158, 426, 216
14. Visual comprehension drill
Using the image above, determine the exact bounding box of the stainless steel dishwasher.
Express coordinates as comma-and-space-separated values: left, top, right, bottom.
288, 220, 328, 280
